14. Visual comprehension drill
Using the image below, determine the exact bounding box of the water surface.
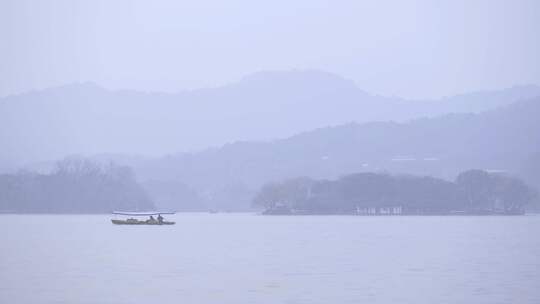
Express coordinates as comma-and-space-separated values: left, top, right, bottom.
1, 214, 539, 303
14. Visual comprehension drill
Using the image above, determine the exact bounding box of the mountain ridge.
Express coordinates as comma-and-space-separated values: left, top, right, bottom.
126, 96, 540, 210
1, 70, 539, 170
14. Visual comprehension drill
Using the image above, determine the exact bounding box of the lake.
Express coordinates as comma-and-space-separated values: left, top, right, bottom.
1, 214, 539, 304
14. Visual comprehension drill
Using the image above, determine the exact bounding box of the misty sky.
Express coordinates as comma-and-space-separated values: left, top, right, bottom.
1, 0, 539, 99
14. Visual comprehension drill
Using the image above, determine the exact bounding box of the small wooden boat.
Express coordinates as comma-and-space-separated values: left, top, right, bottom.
111, 211, 176, 225
111, 219, 176, 225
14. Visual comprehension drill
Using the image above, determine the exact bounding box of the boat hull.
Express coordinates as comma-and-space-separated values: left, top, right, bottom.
111, 219, 175, 225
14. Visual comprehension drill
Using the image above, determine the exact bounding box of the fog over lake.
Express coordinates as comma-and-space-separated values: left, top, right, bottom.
2, 0, 540, 303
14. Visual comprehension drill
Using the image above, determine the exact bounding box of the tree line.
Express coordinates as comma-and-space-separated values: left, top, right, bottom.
0, 157, 154, 213
253, 170, 538, 215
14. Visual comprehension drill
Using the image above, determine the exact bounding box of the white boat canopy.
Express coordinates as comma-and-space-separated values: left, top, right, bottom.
112, 211, 176, 216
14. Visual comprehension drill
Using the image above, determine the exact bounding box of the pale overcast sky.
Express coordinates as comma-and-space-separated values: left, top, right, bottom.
1, 0, 539, 99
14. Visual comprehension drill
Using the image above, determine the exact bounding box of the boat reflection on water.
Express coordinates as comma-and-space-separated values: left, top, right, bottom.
111, 211, 176, 225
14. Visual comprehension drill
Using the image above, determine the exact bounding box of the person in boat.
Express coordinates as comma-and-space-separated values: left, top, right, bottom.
157, 214, 164, 224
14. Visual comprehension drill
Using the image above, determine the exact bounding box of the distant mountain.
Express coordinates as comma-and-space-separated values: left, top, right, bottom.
1, 70, 539, 170
133, 97, 540, 210
428, 84, 540, 113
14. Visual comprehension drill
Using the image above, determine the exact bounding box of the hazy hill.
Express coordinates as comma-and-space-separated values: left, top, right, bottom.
1, 70, 539, 170
132, 97, 540, 210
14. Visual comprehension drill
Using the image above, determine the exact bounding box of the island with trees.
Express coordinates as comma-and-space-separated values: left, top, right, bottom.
253, 170, 537, 215
0, 157, 154, 213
